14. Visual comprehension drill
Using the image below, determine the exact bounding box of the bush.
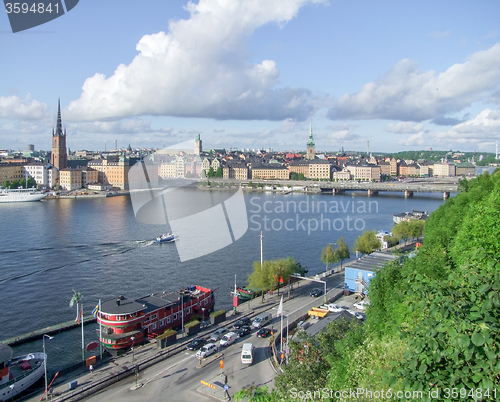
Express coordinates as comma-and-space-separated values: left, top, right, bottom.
157, 329, 176, 340
210, 310, 225, 318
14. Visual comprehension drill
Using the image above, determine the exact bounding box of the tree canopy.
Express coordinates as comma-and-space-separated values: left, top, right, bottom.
353, 230, 381, 256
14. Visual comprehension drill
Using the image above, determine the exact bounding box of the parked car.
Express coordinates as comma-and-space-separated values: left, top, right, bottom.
209, 328, 228, 342
186, 338, 206, 351
256, 328, 272, 338
220, 332, 237, 347
297, 320, 311, 331
310, 288, 323, 297
353, 300, 370, 311
237, 325, 252, 337
353, 312, 366, 320
196, 343, 217, 359
232, 317, 251, 330
324, 304, 343, 312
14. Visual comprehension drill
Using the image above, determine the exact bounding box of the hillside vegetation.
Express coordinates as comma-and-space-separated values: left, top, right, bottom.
236, 170, 500, 402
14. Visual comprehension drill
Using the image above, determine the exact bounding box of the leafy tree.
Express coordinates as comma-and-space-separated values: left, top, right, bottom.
392, 220, 411, 245
248, 260, 273, 302
3, 180, 11, 188
27, 177, 36, 188
207, 167, 215, 178
268, 257, 296, 295
353, 230, 381, 256
20, 178, 26, 188
290, 172, 298, 180
215, 167, 223, 177
298, 173, 305, 181
321, 244, 338, 271
408, 219, 425, 241
336, 236, 350, 270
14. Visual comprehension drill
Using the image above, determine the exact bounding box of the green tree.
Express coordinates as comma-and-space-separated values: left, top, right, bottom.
215, 167, 223, 177
207, 167, 215, 178
408, 219, 425, 241
248, 260, 273, 302
335, 236, 350, 270
27, 177, 36, 188
3, 180, 11, 188
20, 178, 26, 188
290, 172, 298, 180
298, 173, 305, 181
268, 257, 296, 295
10, 180, 20, 189
321, 244, 338, 272
353, 230, 381, 256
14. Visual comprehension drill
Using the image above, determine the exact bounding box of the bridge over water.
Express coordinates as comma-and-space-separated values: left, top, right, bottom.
226, 178, 460, 199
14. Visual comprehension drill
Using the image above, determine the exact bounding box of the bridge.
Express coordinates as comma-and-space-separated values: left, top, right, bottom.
206, 178, 460, 199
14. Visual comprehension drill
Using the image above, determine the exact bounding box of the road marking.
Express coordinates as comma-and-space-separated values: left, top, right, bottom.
143, 354, 194, 386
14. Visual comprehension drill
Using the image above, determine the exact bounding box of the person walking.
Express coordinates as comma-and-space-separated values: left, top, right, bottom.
89, 364, 93, 374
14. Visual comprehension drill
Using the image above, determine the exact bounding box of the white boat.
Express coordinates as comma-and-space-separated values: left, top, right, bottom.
0, 188, 47, 203
0, 343, 46, 402
156, 233, 178, 243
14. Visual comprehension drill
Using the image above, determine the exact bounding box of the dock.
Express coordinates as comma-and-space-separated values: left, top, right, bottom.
1, 316, 96, 347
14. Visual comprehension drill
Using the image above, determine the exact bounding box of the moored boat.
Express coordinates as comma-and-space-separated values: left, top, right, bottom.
156, 233, 178, 243
0, 343, 45, 402
0, 188, 46, 203
234, 286, 255, 301
97, 285, 215, 355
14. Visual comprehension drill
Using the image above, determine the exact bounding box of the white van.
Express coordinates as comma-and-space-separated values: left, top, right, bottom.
241, 343, 254, 364
220, 332, 237, 347
196, 343, 217, 359
252, 312, 272, 329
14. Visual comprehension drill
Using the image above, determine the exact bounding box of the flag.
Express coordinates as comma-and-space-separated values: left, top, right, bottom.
276, 295, 283, 318
78, 305, 83, 325
92, 304, 99, 318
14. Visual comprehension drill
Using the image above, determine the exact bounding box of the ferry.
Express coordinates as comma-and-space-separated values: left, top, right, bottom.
97, 285, 215, 355
393, 209, 428, 224
0, 343, 45, 402
0, 188, 46, 203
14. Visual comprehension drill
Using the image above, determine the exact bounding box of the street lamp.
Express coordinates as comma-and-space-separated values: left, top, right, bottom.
201, 307, 205, 328
130, 337, 135, 362
43, 334, 54, 400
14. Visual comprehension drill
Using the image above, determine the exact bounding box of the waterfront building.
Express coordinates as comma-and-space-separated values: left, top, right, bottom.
23, 162, 54, 187
87, 155, 131, 189
306, 121, 315, 160
389, 158, 399, 176
399, 161, 408, 176
59, 168, 82, 191
251, 164, 289, 180
333, 168, 352, 181
223, 162, 249, 180
455, 162, 476, 176
378, 161, 391, 176
51, 100, 68, 170
406, 163, 420, 177
346, 165, 381, 182
160, 162, 177, 178
433, 162, 456, 177
308, 160, 331, 179
418, 162, 432, 177
288, 160, 309, 177
0, 163, 23, 184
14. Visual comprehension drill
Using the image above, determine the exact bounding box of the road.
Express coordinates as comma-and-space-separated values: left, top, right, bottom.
79, 274, 345, 401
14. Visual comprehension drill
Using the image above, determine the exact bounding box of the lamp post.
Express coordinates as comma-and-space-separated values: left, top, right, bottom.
43, 334, 53, 400
201, 307, 205, 328
130, 337, 135, 362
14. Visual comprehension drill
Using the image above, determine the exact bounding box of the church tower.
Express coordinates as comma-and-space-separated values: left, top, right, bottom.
194, 133, 202, 155
306, 120, 315, 160
51, 99, 68, 169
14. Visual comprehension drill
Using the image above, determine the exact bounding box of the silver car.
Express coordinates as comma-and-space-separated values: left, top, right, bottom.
209, 328, 228, 342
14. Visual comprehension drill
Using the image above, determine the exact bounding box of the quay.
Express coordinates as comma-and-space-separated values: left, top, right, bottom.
0, 316, 96, 347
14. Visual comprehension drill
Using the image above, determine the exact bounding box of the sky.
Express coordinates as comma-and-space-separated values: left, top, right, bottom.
1, 0, 499, 154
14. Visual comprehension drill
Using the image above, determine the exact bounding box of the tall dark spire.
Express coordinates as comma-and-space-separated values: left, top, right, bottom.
55, 98, 64, 137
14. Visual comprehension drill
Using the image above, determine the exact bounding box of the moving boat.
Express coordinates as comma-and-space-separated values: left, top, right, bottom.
0, 343, 45, 402
0, 188, 46, 203
97, 285, 215, 355
156, 233, 178, 243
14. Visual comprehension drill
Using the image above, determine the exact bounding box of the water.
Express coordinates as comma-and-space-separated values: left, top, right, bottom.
0, 189, 446, 371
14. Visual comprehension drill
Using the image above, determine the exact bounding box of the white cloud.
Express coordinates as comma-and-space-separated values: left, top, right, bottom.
328, 43, 500, 122
397, 132, 425, 147
386, 122, 424, 134
73, 119, 156, 134
67, 0, 326, 123
0, 95, 49, 120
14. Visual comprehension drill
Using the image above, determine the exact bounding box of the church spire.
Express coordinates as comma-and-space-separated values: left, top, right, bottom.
307, 119, 315, 147
55, 98, 64, 137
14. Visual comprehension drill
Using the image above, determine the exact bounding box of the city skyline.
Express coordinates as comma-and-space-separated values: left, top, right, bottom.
1, 0, 499, 153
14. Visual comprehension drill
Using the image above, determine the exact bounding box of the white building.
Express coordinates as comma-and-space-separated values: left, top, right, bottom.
23, 162, 55, 187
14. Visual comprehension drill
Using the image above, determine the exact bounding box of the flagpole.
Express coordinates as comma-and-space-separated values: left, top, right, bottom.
99, 299, 102, 360
81, 304, 85, 363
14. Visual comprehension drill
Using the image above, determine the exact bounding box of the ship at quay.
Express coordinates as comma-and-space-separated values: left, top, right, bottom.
97, 285, 215, 355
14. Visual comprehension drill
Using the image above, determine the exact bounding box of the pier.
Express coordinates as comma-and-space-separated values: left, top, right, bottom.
1, 316, 96, 347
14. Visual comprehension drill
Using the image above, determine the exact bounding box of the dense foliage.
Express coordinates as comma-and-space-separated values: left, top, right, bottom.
242, 170, 500, 401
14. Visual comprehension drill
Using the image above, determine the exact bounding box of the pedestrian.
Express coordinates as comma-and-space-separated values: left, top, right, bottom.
89, 364, 93, 374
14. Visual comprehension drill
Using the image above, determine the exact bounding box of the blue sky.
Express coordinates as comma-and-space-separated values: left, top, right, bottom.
1, 0, 499, 154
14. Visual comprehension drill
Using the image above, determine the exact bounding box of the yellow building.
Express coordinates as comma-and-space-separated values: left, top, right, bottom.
0, 163, 23, 184
251, 165, 289, 180
59, 168, 82, 191
87, 155, 130, 189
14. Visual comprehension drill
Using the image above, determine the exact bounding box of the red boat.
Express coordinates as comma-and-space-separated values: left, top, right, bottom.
97, 285, 215, 355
